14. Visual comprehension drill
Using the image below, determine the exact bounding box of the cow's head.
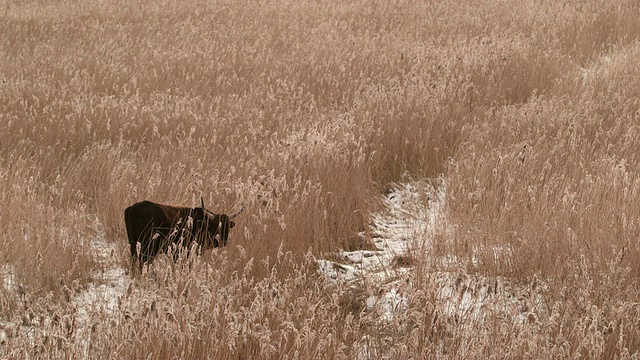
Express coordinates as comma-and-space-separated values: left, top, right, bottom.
198, 197, 243, 248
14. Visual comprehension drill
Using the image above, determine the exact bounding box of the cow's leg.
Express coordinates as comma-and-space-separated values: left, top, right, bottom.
129, 242, 142, 271
130, 242, 137, 260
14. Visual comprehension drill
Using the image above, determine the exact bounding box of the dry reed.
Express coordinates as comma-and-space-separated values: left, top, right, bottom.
2, 0, 640, 358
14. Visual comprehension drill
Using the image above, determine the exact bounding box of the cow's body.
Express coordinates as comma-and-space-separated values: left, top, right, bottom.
124, 200, 241, 267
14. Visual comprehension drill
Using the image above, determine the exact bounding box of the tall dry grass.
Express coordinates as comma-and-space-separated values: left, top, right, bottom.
2, 0, 640, 358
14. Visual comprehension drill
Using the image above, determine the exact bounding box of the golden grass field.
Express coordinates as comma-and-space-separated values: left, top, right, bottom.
2, 0, 640, 358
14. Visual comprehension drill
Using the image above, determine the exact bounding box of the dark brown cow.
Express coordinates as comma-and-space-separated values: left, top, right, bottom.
124, 198, 242, 267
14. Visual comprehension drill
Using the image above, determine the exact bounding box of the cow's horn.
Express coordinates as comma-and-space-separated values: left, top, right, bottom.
201, 196, 205, 209
229, 206, 244, 219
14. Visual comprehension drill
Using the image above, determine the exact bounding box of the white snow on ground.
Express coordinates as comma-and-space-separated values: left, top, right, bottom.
0, 231, 130, 352
73, 236, 129, 357
321, 181, 445, 283
319, 180, 445, 321
1, 265, 17, 294
0, 265, 17, 345
318, 179, 547, 357
433, 269, 547, 326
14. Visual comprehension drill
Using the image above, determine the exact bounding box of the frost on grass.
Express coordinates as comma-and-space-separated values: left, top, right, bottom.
1, 265, 18, 345
1, 265, 17, 295
0, 226, 131, 356
324, 180, 445, 284
318, 179, 548, 356
318, 180, 443, 324
73, 235, 129, 357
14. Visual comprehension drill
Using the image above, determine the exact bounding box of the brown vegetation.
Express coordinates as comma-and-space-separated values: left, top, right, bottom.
2, 0, 640, 358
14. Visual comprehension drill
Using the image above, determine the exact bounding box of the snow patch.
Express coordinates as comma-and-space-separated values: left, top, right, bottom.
319, 179, 444, 325
73, 235, 130, 357
1, 264, 17, 294
366, 286, 409, 322
319, 179, 547, 357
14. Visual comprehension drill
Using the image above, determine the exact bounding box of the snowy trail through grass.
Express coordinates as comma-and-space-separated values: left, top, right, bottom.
318, 180, 445, 324
318, 179, 548, 356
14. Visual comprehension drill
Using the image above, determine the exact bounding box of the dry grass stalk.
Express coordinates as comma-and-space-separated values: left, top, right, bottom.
2, 0, 640, 358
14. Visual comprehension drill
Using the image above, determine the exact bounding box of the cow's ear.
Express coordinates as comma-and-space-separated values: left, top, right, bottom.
230, 221, 236, 228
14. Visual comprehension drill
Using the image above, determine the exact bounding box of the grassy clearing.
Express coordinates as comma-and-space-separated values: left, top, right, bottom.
2, 0, 640, 358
